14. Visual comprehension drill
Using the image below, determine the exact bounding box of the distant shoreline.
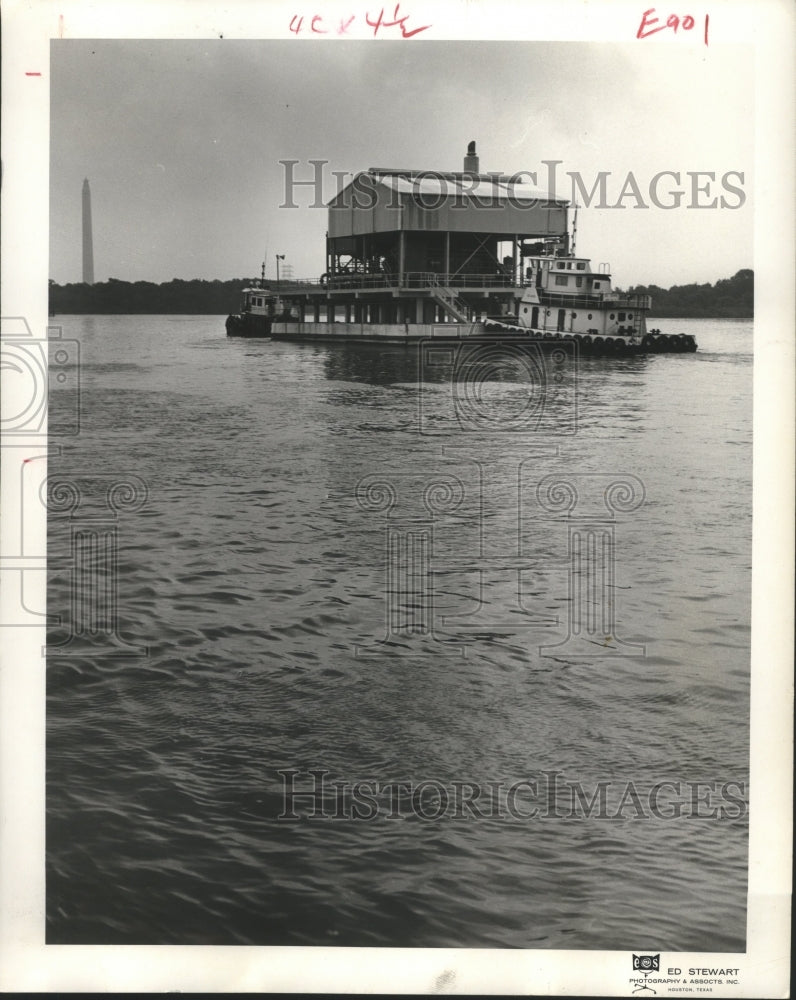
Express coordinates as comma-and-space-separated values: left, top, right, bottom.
48, 269, 753, 319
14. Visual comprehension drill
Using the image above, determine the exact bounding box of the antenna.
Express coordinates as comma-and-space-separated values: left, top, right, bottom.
571, 202, 579, 256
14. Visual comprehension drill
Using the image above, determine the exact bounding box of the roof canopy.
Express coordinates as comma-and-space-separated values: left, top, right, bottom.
329, 170, 570, 240
332, 169, 567, 206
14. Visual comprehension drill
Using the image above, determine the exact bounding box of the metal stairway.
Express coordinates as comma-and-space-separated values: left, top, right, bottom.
427, 274, 469, 323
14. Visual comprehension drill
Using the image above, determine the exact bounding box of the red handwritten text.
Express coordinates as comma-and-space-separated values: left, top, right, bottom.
290, 4, 430, 38
365, 3, 431, 37
637, 8, 709, 45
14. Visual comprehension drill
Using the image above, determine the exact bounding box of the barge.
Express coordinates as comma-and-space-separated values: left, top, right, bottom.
227, 142, 696, 355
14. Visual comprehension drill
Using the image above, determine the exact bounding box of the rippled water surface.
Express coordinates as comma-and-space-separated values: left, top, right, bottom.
47, 316, 751, 948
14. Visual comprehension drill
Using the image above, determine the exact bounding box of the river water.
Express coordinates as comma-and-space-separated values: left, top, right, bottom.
46, 315, 751, 949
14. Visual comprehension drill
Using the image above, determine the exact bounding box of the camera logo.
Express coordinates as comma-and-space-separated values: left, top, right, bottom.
417, 337, 577, 436
452, 341, 547, 430
0, 317, 80, 436
632, 954, 660, 995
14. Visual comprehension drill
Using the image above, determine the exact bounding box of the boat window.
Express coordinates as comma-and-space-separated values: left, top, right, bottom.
594, 282, 601, 289
576, 277, 583, 287
618, 312, 626, 321
609, 313, 615, 319
628, 313, 633, 319
555, 276, 568, 286
587, 313, 593, 319
576, 262, 586, 270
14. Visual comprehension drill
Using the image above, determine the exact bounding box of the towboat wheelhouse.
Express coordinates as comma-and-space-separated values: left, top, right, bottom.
514, 252, 650, 339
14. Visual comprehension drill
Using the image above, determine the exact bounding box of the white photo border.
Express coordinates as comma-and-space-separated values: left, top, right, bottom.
1, 0, 793, 994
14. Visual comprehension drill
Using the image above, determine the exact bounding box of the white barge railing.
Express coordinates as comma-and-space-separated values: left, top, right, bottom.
248, 275, 653, 313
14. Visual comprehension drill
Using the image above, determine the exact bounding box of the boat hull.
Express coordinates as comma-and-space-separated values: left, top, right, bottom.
225, 313, 271, 337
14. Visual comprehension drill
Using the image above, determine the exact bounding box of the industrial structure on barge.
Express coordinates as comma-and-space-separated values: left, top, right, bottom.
226, 142, 696, 354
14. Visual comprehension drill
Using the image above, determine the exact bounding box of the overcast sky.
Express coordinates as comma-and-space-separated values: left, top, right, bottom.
49, 39, 753, 288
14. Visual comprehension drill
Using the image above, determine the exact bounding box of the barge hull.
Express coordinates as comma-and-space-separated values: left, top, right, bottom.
270, 321, 475, 344
268, 321, 697, 354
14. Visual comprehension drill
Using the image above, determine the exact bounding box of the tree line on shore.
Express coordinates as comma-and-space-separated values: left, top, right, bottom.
49, 277, 282, 315
626, 269, 753, 318
48, 269, 753, 318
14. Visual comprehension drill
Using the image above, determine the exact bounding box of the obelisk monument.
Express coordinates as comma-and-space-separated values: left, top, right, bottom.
82, 178, 94, 284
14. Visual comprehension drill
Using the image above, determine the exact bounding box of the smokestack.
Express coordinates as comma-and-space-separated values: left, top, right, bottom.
463, 140, 479, 174
82, 178, 94, 284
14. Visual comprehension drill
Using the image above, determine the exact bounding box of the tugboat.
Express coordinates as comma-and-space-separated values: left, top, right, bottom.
225, 263, 299, 338
227, 143, 697, 355
225, 286, 273, 337
482, 243, 697, 354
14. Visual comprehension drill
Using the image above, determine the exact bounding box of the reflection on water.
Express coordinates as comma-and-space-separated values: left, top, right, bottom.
47, 316, 751, 948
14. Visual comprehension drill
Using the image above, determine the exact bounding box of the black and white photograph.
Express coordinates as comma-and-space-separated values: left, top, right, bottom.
1, 0, 792, 994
